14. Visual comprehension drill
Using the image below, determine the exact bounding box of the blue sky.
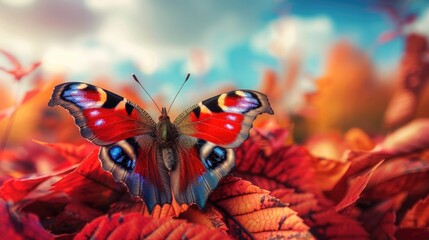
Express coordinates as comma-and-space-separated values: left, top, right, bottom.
0, 0, 428, 108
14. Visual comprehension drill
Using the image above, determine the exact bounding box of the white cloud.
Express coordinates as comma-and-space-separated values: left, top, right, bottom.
252, 15, 335, 58
1, 0, 35, 8
41, 43, 112, 74
84, 0, 136, 11
0, 0, 274, 78
251, 15, 335, 112
405, 7, 429, 37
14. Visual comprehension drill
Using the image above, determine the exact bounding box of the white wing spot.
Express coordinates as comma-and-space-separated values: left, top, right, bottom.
90, 110, 100, 117
227, 115, 237, 121
95, 119, 105, 126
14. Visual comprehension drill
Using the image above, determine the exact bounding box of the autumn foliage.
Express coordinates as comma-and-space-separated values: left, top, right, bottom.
1, 32, 429, 240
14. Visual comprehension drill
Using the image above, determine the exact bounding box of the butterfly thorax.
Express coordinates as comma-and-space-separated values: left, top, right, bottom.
156, 107, 179, 171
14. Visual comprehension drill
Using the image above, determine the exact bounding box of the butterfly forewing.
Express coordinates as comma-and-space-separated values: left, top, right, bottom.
48, 82, 156, 146
174, 90, 274, 148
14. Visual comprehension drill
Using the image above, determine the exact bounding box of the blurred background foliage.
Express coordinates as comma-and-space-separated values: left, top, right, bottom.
0, 0, 428, 160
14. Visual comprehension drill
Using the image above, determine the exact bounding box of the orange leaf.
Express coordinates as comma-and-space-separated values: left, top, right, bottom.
75, 212, 230, 240
108, 194, 179, 219
379, 119, 429, 155
344, 127, 375, 151
209, 176, 314, 240
0, 88, 41, 122
0, 106, 15, 122
21, 88, 41, 105
180, 205, 228, 231
312, 157, 350, 191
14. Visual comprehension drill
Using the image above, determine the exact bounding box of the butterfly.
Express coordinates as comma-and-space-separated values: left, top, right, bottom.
49, 81, 273, 212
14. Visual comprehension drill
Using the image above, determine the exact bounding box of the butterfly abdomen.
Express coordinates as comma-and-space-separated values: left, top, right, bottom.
156, 109, 180, 171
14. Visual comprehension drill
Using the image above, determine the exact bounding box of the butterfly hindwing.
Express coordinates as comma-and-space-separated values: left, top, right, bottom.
171, 136, 235, 208
48, 82, 156, 146
174, 90, 274, 148
99, 135, 171, 211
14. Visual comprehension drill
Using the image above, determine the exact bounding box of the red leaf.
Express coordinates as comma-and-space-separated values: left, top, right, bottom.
21, 88, 41, 104
309, 209, 369, 240
401, 195, 429, 228
209, 176, 314, 239
46, 202, 103, 234
234, 130, 367, 239
271, 188, 369, 240
0, 167, 74, 203
75, 212, 230, 240
371, 208, 396, 240
335, 160, 383, 212
0, 200, 53, 240
360, 193, 406, 239
0, 49, 41, 81
384, 34, 429, 129
33, 140, 97, 165
52, 150, 127, 207
270, 188, 319, 216
363, 158, 429, 200
344, 119, 429, 178
396, 228, 429, 240
234, 132, 319, 194
377, 30, 400, 44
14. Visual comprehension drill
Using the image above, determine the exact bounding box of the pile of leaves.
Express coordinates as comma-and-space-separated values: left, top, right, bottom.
1, 120, 429, 239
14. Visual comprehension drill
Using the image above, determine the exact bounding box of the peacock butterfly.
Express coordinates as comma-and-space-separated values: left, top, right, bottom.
48, 78, 273, 212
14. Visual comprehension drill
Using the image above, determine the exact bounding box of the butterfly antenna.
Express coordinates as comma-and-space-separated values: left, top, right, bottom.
132, 74, 162, 113
167, 73, 191, 114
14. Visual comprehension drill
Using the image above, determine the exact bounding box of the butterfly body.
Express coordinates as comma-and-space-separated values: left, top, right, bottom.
49, 82, 273, 212
156, 107, 180, 171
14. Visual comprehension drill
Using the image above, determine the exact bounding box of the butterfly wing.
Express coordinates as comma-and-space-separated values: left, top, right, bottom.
174, 90, 274, 148
99, 136, 171, 211
48, 82, 156, 146
170, 136, 235, 208
49, 82, 170, 211
171, 90, 273, 208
